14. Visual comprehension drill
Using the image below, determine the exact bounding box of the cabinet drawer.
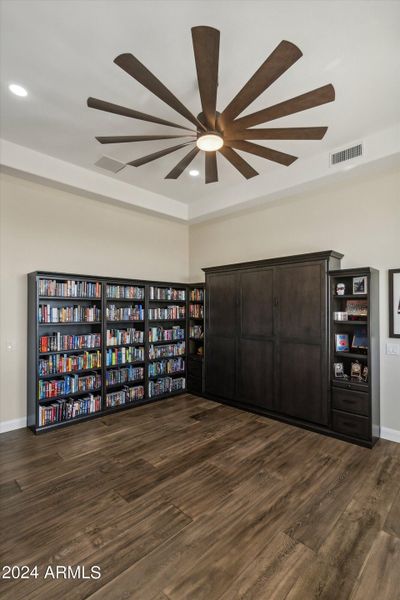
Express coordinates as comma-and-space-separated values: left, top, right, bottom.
188, 358, 203, 379
187, 376, 203, 394
332, 388, 369, 416
332, 410, 370, 440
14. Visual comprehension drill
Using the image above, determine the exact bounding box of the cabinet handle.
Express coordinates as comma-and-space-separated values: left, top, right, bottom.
274, 297, 279, 306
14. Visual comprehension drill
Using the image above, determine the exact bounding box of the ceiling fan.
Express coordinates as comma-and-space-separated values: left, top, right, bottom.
87, 26, 335, 183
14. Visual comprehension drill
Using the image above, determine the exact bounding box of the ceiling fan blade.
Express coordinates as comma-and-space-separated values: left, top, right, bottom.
221, 41, 302, 123
219, 146, 258, 179
87, 97, 193, 131
230, 84, 335, 130
96, 134, 195, 144
114, 54, 206, 131
165, 147, 200, 179
225, 140, 297, 166
127, 142, 194, 167
225, 127, 328, 141
205, 152, 218, 183
191, 26, 220, 130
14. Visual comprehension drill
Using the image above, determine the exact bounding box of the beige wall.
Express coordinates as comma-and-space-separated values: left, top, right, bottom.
190, 165, 400, 434
0, 171, 189, 425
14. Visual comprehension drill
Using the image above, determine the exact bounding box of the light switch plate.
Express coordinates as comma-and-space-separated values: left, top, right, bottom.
386, 342, 400, 356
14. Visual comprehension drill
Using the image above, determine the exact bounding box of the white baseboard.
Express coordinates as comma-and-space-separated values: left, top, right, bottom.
0, 417, 27, 434
381, 427, 400, 444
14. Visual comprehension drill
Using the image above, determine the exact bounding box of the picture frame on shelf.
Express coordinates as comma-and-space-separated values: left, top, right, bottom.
353, 276, 368, 295
389, 269, 400, 338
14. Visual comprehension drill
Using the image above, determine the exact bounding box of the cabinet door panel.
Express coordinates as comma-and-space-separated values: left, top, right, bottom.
278, 263, 323, 341
279, 342, 327, 425
240, 268, 274, 337
205, 336, 235, 399
207, 272, 236, 337
237, 338, 274, 409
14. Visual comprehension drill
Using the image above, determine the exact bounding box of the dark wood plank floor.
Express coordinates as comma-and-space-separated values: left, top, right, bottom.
1, 394, 399, 600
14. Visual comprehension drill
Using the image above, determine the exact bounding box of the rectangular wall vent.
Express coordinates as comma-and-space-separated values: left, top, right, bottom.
95, 156, 125, 173
330, 143, 363, 166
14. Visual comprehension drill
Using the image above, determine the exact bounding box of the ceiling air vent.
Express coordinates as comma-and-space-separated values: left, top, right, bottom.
330, 143, 363, 166
95, 156, 125, 173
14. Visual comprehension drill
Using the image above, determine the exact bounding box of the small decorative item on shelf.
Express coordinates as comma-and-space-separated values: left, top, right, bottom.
336, 283, 346, 296
362, 366, 369, 382
351, 361, 363, 381
351, 329, 369, 353
197, 346, 204, 357
334, 311, 348, 321
353, 276, 368, 295
335, 333, 349, 352
346, 299, 368, 321
334, 362, 347, 379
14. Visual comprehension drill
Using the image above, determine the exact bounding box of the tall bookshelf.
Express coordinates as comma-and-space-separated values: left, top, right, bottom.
187, 284, 204, 394
28, 272, 188, 433
329, 268, 380, 446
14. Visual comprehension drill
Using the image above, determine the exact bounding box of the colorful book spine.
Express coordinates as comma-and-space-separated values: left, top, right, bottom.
148, 377, 185, 398
149, 287, 186, 301
106, 328, 144, 346
148, 342, 185, 359
38, 305, 101, 323
105, 385, 144, 408
106, 346, 144, 366
148, 357, 185, 377
148, 326, 185, 342
106, 366, 144, 386
39, 394, 101, 426
106, 305, 144, 321
39, 351, 101, 375
106, 285, 144, 300
38, 279, 101, 298
148, 306, 186, 320
189, 304, 204, 318
38, 373, 102, 399
190, 289, 204, 302
39, 333, 101, 352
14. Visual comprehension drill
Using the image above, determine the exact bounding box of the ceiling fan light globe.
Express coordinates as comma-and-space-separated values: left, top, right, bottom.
196, 133, 224, 152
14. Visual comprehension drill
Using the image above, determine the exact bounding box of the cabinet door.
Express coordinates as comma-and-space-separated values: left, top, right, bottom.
205, 272, 237, 399
277, 262, 328, 425
237, 268, 275, 409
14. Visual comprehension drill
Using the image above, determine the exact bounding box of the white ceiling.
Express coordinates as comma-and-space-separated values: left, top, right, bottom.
1, 0, 399, 219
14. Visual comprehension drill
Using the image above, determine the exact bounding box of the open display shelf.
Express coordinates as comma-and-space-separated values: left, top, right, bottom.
329, 268, 380, 445
28, 272, 191, 433
187, 284, 205, 394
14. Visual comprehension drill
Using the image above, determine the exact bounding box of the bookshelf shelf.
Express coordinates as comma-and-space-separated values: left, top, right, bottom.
334, 351, 368, 359
38, 387, 102, 402
39, 321, 101, 326
334, 320, 368, 325
39, 346, 101, 355
28, 271, 192, 433
39, 367, 102, 379
333, 294, 368, 299
187, 284, 205, 394
148, 370, 186, 380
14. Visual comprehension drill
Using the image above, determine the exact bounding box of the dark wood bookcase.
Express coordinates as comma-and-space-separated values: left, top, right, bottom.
28, 271, 189, 433
329, 268, 380, 446
187, 283, 205, 394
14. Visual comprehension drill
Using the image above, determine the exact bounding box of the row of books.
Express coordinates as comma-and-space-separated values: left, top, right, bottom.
38, 351, 101, 376
106, 385, 145, 408
38, 394, 101, 426
39, 279, 101, 298
106, 328, 144, 346
149, 342, 185, 360
149, 287, 186, 301
148, 326, 185, 342
39, 305, 101, 324
190, 289, 204, 302
189, 304, 204, 319
190, 325, 203, 339
148, 357, 185, 377
107, 305, 144, 321
38, 373, 102, 400
106, 366, 144, 386
148, 306, 185, 321
39, 333, 101, 353
106, 346, 144, 366
106, 285, 144, 300
148, 377, 186, 398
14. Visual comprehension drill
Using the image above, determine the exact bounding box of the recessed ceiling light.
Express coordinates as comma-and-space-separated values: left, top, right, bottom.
9, 83, 28, 97
189, 169, 200, 177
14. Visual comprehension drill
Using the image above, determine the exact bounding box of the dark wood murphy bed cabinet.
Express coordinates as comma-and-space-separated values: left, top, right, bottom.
203, 251, 380, 448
